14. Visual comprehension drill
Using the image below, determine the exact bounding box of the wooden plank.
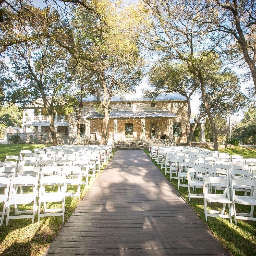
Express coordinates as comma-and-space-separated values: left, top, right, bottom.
46, 150, 230, 256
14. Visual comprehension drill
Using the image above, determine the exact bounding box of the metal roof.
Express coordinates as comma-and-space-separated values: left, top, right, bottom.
83, 92, 186, 102
84, 111, 177, 119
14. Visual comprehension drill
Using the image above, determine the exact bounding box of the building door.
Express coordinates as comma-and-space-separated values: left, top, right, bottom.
150, 123, 157, 138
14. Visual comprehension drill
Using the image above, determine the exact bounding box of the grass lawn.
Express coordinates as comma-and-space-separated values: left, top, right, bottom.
0, 144, 115, 256
0, 144, 255, 256
145, 146, 256, 256
219, 145, 256, 159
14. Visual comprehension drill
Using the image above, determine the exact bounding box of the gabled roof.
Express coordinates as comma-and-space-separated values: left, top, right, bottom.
83, 92, 186, 102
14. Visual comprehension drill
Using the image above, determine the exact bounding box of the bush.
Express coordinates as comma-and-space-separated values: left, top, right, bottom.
228, 138, 239, 146
8, 134, 24, 144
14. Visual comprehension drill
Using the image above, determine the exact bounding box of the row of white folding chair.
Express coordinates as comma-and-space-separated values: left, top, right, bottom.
186, 163, 250, 201
5, 175, 39, 225
19, 157, 96, 181
231, 178, 256, 224
0, 177, 10, 225
19, 164, 89, 187
204, 176, 256, 224
0, 161, 18, 177
1, 168, 82, 225
203, 176, 232, 222
38, 174, 66, 223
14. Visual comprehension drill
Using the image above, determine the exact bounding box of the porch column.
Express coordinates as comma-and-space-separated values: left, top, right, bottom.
140, 118, 146, 141
168, 119, 173, 139
181, 122, 187, 143
85, 119, 90, 138
22, 110, 26, 132
200, 122, 206, 142
38, 126, 42, 133
39, 109, 42, 123
113, 119, 118, 142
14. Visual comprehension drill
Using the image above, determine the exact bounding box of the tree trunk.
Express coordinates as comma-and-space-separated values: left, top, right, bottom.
49, 111, 57, 146
200, 82, 218, 150
101, 109, 109, 145
186, 96, 192, 146
100, 80, 110, 145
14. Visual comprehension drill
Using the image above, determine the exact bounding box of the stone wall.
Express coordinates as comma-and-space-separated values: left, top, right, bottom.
79, 100, 189, 144
7, 132, 77, 144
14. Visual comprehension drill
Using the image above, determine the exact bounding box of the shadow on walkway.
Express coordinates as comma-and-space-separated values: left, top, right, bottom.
46, 150, 230, 256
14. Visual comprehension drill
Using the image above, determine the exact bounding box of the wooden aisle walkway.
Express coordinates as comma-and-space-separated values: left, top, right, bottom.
46, 150, 230, 256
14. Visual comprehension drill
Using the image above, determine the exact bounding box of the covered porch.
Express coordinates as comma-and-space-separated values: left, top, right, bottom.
79, 110, 188, 145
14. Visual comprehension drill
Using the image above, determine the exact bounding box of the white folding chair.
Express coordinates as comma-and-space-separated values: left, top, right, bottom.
19, 150, 33, 160
5, 155, 20, 162
73, 158, 90, 185
2, 161, 17, 177
40, 166, 62, 177
62, 165, 83, 199
18, 166, 40, 177
0, 177, 10, 225
178, 161, 193, 189
203, 176, 232, 222
187, 167, 206, 201
38, 175, 66, 223
231, 178, 256, 225
5, 176, 38, 225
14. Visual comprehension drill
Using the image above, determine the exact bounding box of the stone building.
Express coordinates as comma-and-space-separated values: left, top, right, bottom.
74, 92, 189, 145
20, 92, 189, 145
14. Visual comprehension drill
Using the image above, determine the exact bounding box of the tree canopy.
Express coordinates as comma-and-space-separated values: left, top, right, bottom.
0, 0, 252, 146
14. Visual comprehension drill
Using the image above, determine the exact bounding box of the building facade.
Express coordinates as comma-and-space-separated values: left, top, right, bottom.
20, 92, 189, 145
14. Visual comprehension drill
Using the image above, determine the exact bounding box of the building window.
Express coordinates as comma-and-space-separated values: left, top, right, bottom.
57, 126, 68, 135
78, 124, 85, 136
150, 123, 157, 138
173, 102, 179, 108
151, 102, 155, 107
125, 123, 133, 137
173, 122, 182, 137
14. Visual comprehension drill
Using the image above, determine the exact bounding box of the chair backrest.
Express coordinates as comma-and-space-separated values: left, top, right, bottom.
37, 159, 54, 167
39, 175, 66, 194
211, 166, 229, 177
231, 177, 254, 187
23, 157, 38, 166
62, 166, 82, 178
5, 155, 20, 162
231, 178, 255, 196
18, 166, 40, 176
187, 166, 208, 181
34, 148, 45, 154
245, 158, 256, 166
9, 175, 38, 196
229, 168, 250, 180
41, 166, 61, 176
0, 177, 11, 201
203, 176, 229, 194
20, 150, 32, 160
3, 161, 17, 167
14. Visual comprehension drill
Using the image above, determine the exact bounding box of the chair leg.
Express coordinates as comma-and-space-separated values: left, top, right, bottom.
204, 200, 208, 221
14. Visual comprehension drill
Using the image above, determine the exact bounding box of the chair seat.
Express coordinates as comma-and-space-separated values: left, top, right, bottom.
190, 180, 203, 187
8, 194, 36, 205
39, 193, 64, 203
205, 194, 232, 203
234, 196, 256, 205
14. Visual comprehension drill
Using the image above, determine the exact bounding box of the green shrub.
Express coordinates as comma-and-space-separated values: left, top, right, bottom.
228, 138, 239, 146
8, 134, 24, 144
